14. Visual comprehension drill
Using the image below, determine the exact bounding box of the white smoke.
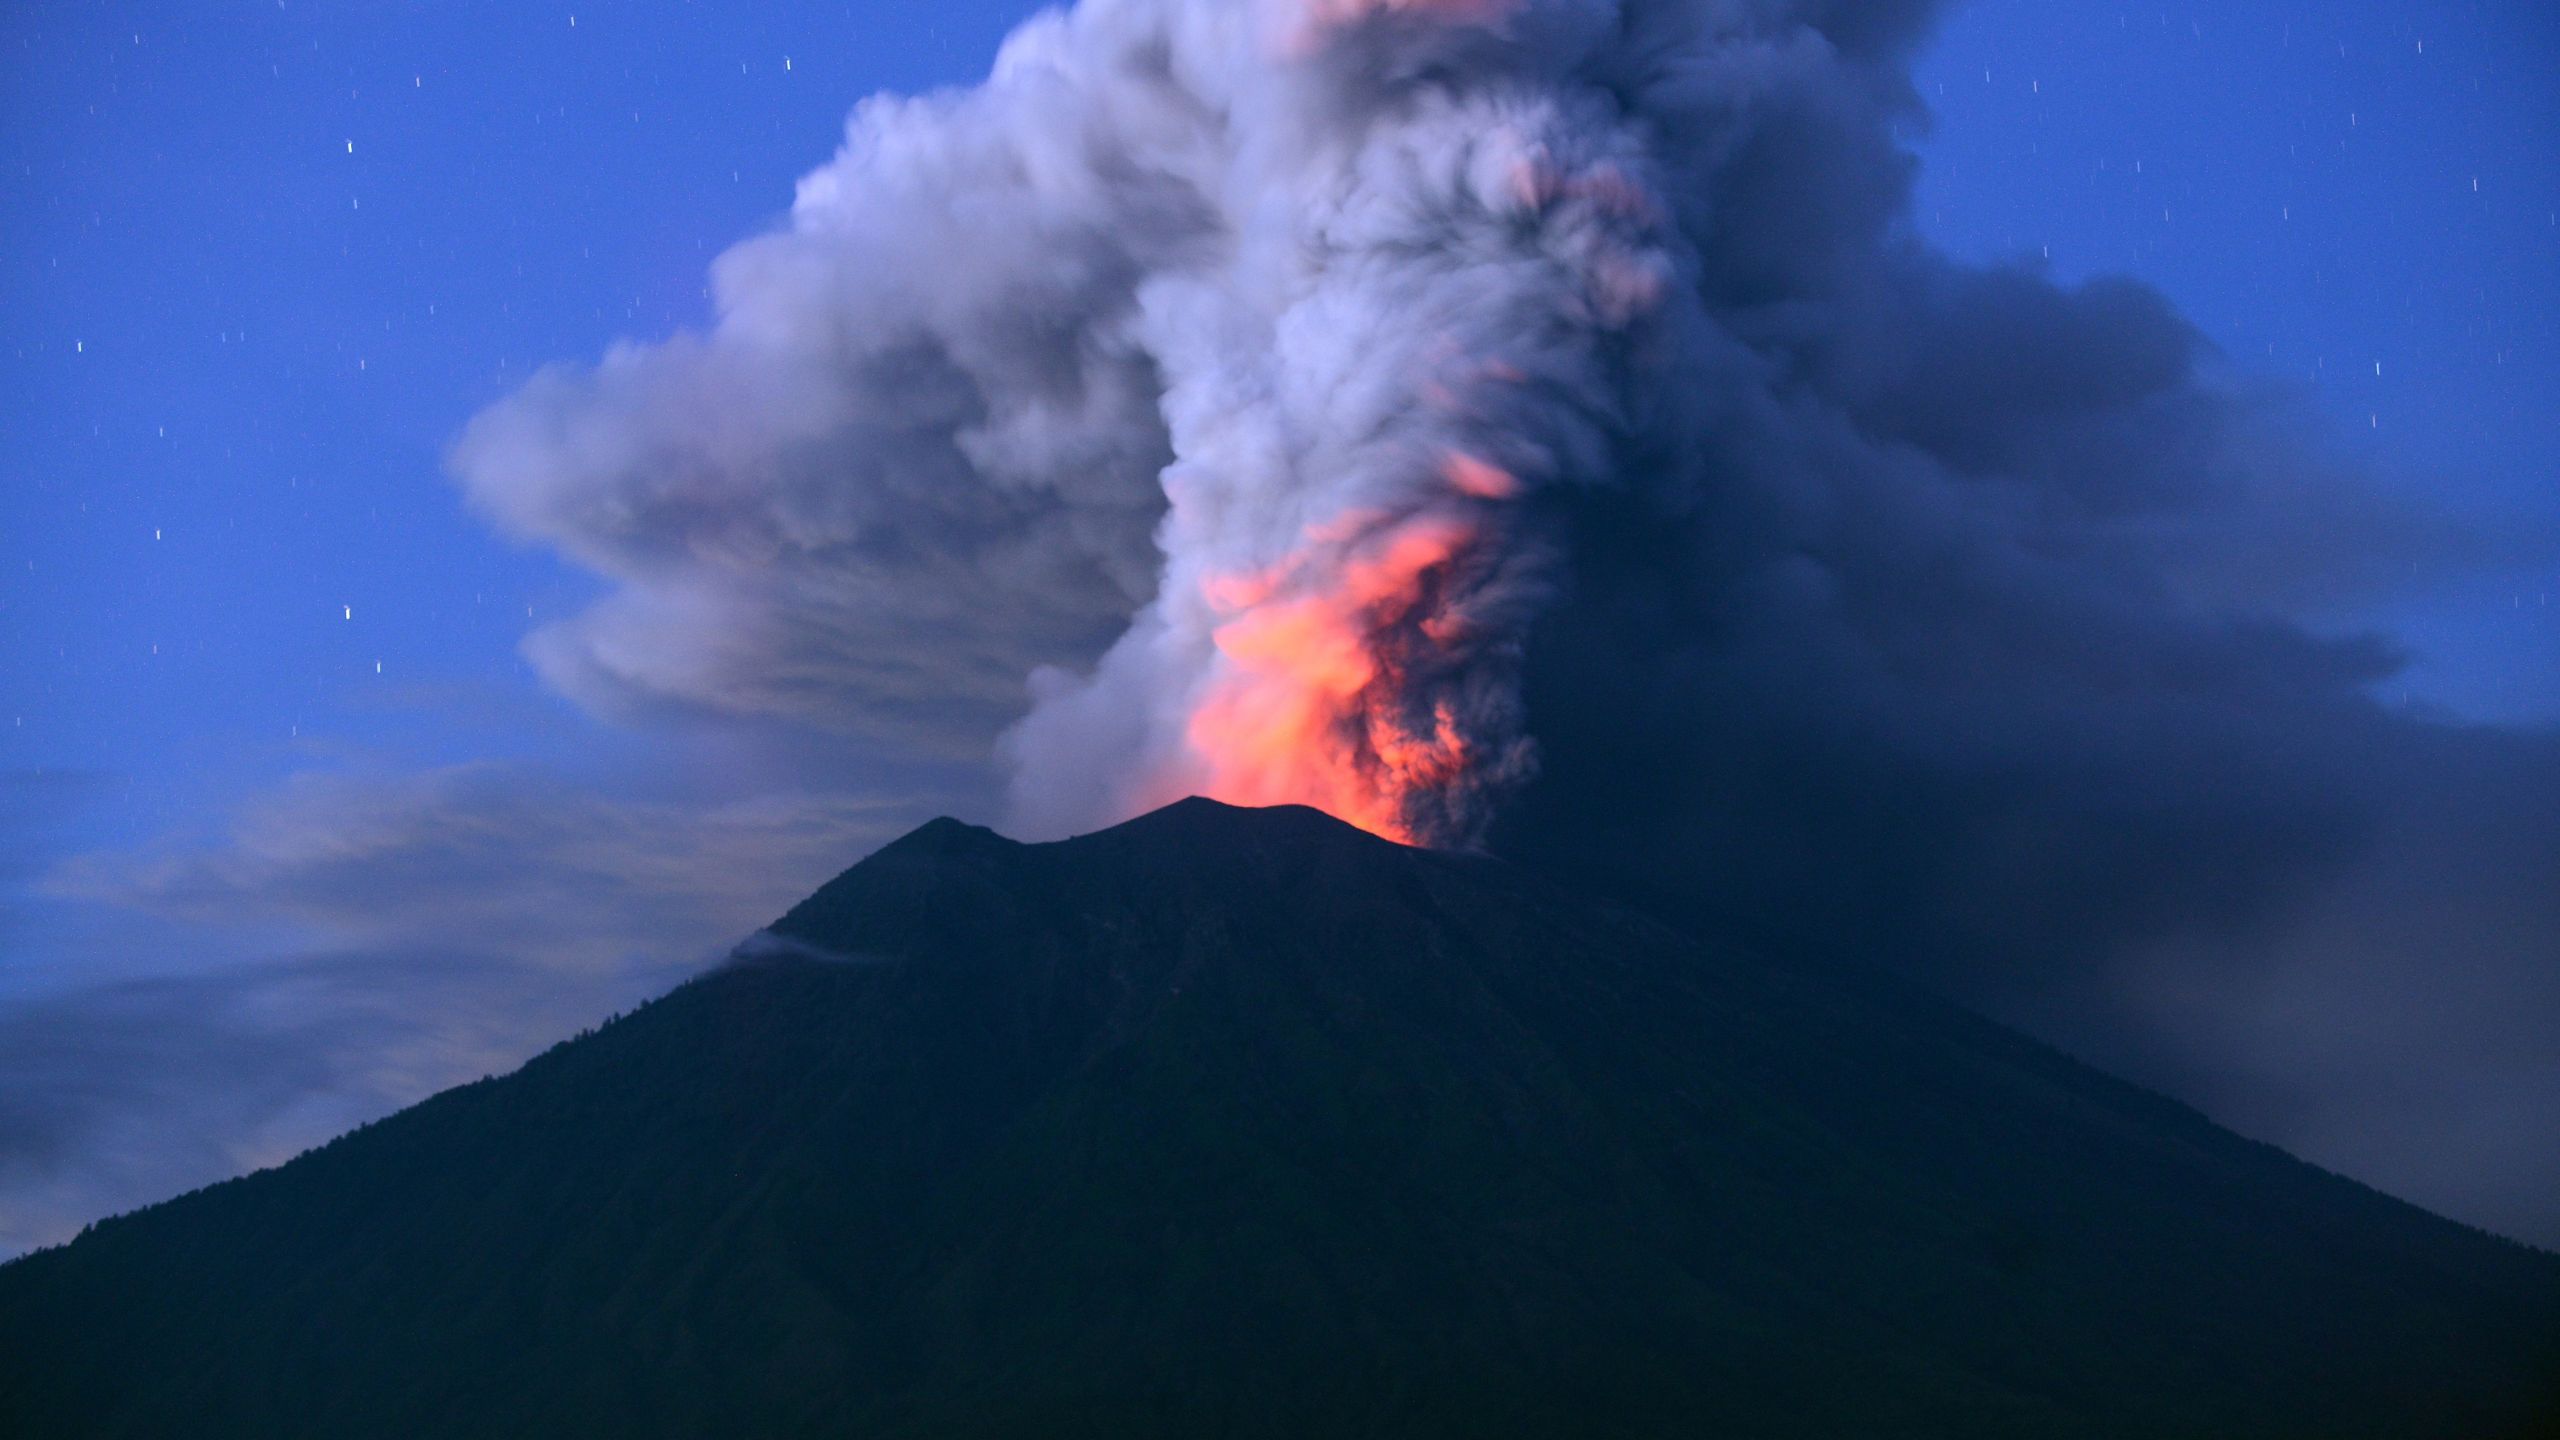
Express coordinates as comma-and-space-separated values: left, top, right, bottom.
1000, 0, 1691, 842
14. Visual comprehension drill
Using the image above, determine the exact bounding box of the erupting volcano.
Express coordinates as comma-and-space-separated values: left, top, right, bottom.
9, 800, 2554, 1437
411, 0, 2560, 1373
15, 0, 2560, 1431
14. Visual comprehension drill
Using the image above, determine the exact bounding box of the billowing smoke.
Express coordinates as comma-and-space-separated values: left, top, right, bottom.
453, 0, 2560, 1239
461, 0, 1698, 846
1001, 1, 1700, 844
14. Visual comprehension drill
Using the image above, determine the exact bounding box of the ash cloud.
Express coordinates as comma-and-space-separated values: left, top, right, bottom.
450, 0, 2560, 1242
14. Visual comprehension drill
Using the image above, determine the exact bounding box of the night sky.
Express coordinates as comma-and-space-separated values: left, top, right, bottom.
3, 1, 2554, 1260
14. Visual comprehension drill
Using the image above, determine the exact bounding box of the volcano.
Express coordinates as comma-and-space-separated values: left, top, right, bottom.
1, 798, 2553, 1437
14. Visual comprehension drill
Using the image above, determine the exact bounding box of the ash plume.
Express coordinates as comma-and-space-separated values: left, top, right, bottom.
461, 0, 1695, 847
452, 0, 2560, 1242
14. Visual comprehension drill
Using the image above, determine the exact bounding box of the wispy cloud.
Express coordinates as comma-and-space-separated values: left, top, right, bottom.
1, 765, 919, 1258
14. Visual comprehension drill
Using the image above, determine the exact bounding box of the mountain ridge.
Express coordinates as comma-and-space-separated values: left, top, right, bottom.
3, 798, 2553, 1438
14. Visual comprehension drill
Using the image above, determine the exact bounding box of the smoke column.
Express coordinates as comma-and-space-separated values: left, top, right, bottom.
996, 0, 1689, 846
461, 0, 1716, 849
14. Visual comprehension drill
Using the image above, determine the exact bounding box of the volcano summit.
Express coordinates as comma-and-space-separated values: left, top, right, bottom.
2, 799, 2552, 1437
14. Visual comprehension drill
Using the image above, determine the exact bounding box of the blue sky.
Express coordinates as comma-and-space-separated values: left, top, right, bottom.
4, 4, 1032, 903
1, 2, 2554, 1252
1913, 0, 2557, 722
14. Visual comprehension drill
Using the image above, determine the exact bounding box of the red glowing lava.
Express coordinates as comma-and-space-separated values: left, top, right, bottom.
1182, 456, 1518, 845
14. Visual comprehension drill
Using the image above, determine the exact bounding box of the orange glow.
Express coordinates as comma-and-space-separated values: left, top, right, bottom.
1184, 492, 1495, 845
1442, 452, 1518, 500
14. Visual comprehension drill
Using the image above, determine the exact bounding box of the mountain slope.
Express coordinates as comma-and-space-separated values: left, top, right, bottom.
2, 798, 2553, 1437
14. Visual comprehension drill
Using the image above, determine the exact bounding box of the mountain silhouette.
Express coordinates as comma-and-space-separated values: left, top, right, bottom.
2, 798, 2553, 1437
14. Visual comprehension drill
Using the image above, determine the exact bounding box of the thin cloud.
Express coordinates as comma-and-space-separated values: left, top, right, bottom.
3, 766, 921, 1259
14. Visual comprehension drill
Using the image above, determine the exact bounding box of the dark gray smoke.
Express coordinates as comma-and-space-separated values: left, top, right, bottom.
452, 0, 2560, 1242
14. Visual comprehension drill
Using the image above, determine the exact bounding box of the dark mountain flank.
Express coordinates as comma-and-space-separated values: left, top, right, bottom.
2, 798, 2553, 1438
